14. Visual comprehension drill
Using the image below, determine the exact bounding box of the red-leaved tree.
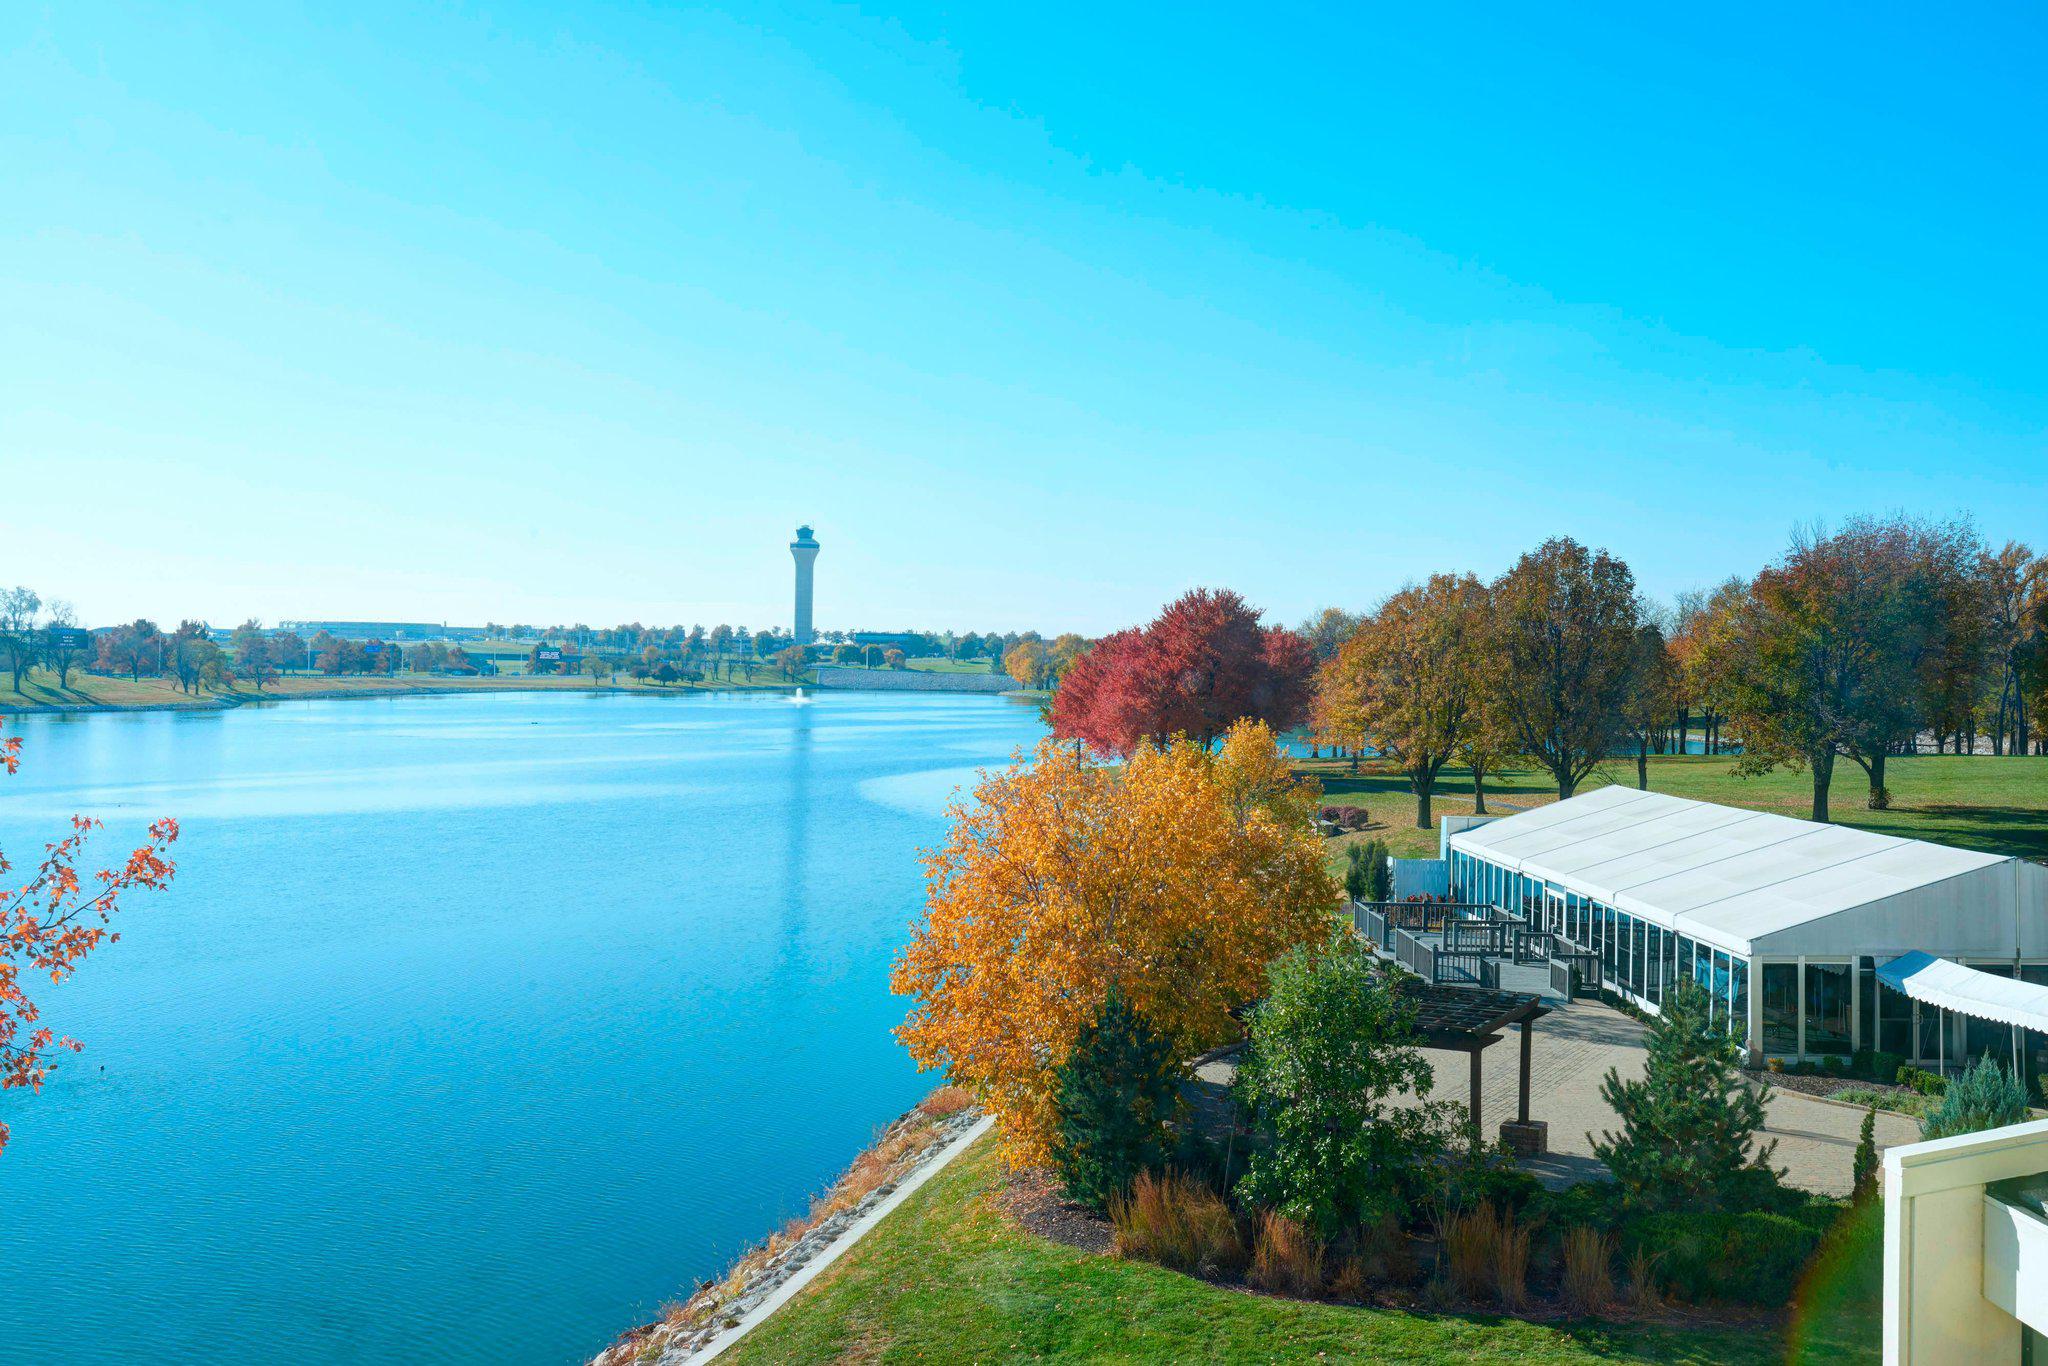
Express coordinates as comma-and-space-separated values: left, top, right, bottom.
1051, 589, 1315, 755
1, 728, 178, 1155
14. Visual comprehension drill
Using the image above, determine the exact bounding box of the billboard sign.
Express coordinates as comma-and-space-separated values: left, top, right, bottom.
535, 648, 563, 662
45, 627, 92, 651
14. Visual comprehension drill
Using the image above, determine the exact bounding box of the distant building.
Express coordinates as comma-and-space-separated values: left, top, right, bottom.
790, 525, 820, 645
849, 632, 925, 649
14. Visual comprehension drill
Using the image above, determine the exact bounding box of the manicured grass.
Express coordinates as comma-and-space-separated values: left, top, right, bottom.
1784, 1199, 1883, 1364
725, 1136, 1786, 1365
905, 656, 1008, 674
1301, 752, 2048, 863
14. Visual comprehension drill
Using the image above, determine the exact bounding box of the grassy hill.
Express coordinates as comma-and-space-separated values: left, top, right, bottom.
1303, 751, 2048, 864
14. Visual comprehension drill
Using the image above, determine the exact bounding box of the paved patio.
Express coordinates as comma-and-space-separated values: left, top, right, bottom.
1193, 997, 1918, 1197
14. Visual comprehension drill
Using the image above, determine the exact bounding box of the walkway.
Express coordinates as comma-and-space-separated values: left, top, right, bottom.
1193, 998, 1918, 1197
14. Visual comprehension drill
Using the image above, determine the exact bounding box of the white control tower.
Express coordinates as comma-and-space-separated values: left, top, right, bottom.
790, 525, 820, 645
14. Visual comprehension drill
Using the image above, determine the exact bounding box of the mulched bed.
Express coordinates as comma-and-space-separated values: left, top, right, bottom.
995, 1165, 1116, 1254
1751, 1069, 1917, 1103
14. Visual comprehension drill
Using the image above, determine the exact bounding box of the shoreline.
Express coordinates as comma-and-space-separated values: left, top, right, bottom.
0, 676, 807, 717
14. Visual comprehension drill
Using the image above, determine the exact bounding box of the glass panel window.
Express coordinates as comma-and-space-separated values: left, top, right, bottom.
1633, 921, 1647, 997
1711, 950, 1732, 1029
1731, 959, 1749, 1044
1762, 963, 1798, 1054
1858, 958, 1877, 1053
1646, 924, 1664, 1005
1878, 983, 1912, 1060
1805, 962, 1853, 1056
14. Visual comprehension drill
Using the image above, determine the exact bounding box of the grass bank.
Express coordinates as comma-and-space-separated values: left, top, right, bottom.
1303, 752, 2048, 864
721, 1134, 1813, 1365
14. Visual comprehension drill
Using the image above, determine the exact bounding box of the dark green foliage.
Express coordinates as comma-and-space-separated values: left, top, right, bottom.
1921, 1054, 2030, 1140
1851, 1107, 1879, 1200
1233, 934, 1453, 1237
1526, 1178, 1629, 1233
1050, 988, 1180, 1210
1899, 1065, 1948, 1097
1870, 1051, 1905, 1086
1362, 840, 1392, 903
1620, 1210, 1826, 1305
1439, 1136, 1543, 1218
1342, 842, 1370, 902
1591, 978, 1782, 1212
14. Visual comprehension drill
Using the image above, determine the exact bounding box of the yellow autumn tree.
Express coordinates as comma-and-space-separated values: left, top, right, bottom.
891, 719, 1335, 1165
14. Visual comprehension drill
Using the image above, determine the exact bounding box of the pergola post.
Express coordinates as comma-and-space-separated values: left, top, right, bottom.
1469, 1044, 1483, 1132
1518, 1019, 1533, 1125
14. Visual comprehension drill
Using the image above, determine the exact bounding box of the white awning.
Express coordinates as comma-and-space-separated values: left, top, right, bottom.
1878, 951, 2048, 1033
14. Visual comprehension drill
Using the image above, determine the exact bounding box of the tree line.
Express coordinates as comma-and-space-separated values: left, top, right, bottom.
1047, 516, 2048, 827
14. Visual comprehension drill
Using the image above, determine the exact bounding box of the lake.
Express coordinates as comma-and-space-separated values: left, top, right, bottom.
0, 689, 1046, 1365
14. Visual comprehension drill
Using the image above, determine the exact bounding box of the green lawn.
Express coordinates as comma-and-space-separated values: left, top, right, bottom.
1304, 752, 2048, 864
725, 1136, 1794, 1365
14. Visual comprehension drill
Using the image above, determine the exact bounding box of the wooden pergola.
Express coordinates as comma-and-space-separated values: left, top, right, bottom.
1397, 981, 1551, 1146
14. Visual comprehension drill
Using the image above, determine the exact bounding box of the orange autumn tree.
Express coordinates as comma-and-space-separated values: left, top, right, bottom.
1, 727, 178, 1155
892, 719, 1334, 1164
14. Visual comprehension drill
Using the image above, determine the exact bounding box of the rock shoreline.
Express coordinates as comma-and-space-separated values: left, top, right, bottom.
593, 1095, 980, 1366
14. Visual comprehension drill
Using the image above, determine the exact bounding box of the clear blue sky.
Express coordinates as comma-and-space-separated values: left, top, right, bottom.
4, 3, 2043, 635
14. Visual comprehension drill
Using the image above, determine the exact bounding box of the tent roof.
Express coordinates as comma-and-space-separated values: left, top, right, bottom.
1878, 951, 2048, 1033
1449, 787, 2009, 956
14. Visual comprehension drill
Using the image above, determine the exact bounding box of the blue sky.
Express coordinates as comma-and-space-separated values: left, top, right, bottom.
3, 3, 2043, 635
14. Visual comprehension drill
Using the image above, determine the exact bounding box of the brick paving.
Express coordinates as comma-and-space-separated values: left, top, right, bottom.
1192, 997, 1917, 1197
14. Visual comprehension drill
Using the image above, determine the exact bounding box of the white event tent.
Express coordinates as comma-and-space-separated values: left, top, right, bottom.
1445, 786, 2048, 1071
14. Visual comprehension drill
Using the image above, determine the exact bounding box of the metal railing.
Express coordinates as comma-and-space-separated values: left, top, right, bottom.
1548, 951, 1603, 999
1390, 926, 1438, 981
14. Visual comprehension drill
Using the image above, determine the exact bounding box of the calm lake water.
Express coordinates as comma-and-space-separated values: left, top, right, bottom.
0, 689, 1045, 1365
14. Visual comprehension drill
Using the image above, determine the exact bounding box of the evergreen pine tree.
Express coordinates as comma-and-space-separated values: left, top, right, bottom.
1050, 986, 1180, 1209
1851, 1106, 1879, 1200
1363, 839, 1393, 903
1921, 1053, 2030, 1140
1591, 978, 1780, 1211
1343, 843, 1370, 902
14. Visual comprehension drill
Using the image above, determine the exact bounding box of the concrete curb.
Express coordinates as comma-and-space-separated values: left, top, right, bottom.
689, 1114, 996, 1364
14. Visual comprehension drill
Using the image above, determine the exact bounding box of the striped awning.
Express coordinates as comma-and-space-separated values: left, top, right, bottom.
1878, 951, 2048, 1033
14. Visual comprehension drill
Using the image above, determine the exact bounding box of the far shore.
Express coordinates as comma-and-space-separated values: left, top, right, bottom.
0, 671, 805, 717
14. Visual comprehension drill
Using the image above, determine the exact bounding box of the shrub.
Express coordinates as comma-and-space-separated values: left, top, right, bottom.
1108, 1170, 1246, 1275
1234, 935, 1454, 1237
1765, 1057, 1784, 1074
1821, 1054, 1845, 1076
1440, 1138, 1543, 1218
1050, 987, 1180, 1209
1558, 1227, 1614, 1316
1342, 842, 1371, 902
1527, 1178, 1627, 1233
1851, 1107, 1879, 1200
1922, 1054, 2030, 1140
1850, 1048, 1873, 1078
1247, 1210, 1325, 1297
1341, 806, 1370, 831
1619, 1210, 1824, 1306
1899, 1065, 1948, 1097
1871, 1051, 1906, 1086
1591, 978, 1781, 1212
1833, 1085, 1928, 1120
1363, 839, 1393, 903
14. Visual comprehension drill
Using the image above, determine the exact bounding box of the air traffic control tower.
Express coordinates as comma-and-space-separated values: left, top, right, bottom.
790, 525, 820, 645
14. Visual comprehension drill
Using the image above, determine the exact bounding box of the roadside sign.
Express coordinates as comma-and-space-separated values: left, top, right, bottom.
46, 627, 91, 650
535, 648, 563, 662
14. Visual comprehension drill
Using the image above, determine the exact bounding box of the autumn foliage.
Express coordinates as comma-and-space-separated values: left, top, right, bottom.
0, 728, 178, 1156
1050, 589, 1315, 757
891, 720, 1334, 1165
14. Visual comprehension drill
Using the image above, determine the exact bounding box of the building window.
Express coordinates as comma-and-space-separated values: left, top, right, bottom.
1632, 919, 1647, 997
1731, 958, 1749, 1042
1805, 962, 1853, 1056
1858, 958, 1876, 1053
1711, 949, 1732, 1029
1762, 963, 1798, 1054
1878, 980, 1913, 1059
1646, 924, 1665, 1006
